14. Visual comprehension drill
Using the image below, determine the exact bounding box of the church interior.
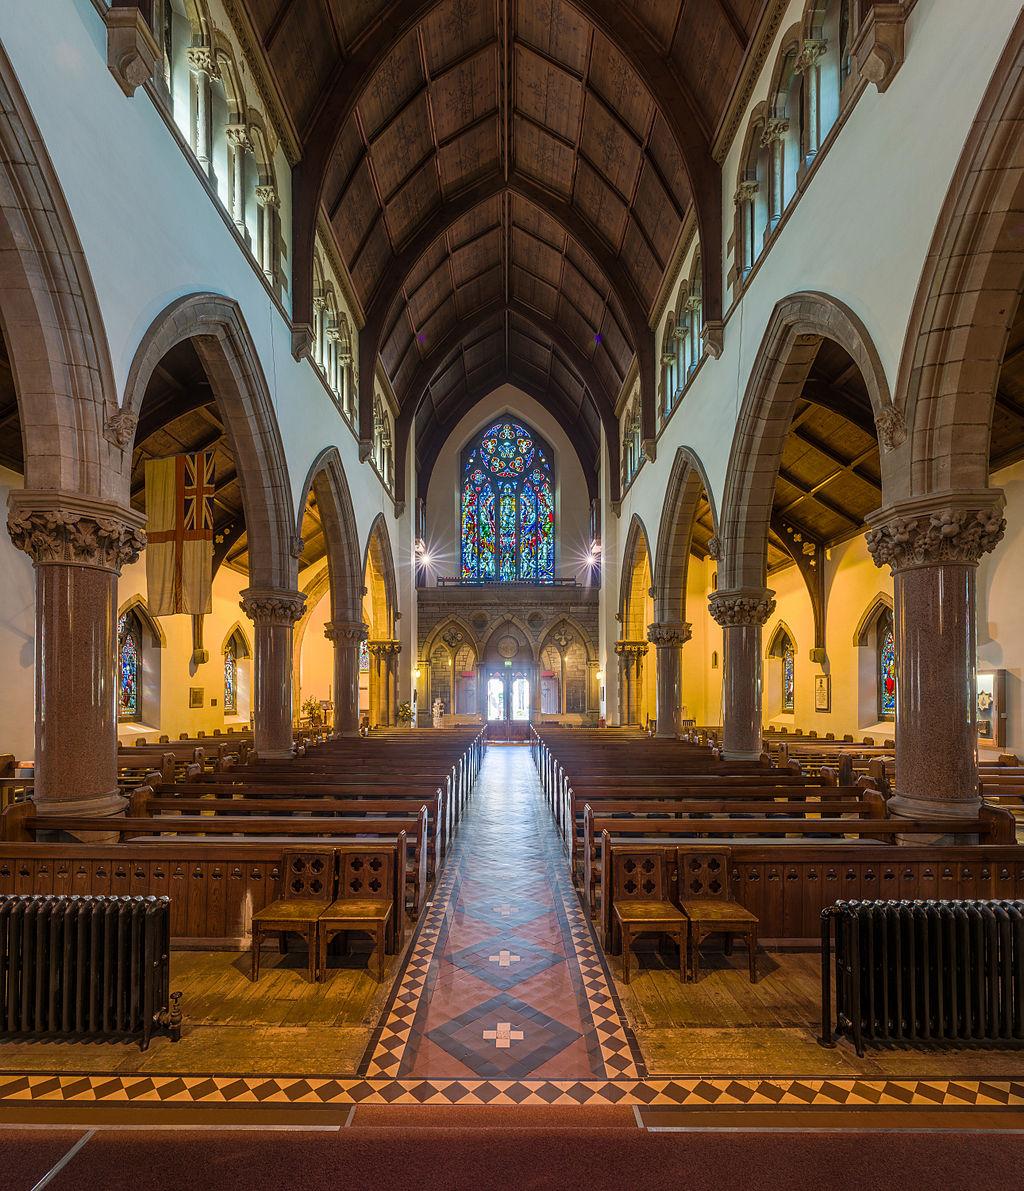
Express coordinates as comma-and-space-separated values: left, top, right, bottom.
2, 0, 1024, 1186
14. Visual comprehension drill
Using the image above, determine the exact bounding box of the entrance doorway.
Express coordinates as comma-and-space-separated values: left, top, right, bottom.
486, 668, 531, 741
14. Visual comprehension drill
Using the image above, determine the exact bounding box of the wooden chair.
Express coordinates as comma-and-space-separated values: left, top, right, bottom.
611, 849, 686, 984
317, 848, 394, 982
677, 847, 758, 983
250, 847, 335, 983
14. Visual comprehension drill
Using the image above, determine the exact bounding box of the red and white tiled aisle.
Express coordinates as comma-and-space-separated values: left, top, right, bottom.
363, 745, 641, 1084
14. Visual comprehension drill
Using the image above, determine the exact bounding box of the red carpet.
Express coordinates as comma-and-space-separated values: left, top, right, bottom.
8, 1125, 1024, 1191
1, 1128, 86, 1189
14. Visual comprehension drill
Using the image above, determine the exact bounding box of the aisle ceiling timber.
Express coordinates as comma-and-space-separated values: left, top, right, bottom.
241, 0, 766, 475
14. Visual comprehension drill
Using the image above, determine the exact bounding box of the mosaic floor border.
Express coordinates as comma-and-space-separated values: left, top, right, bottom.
0, 1073, 1022, 1109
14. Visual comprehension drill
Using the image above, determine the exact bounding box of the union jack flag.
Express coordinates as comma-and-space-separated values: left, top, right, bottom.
145, 450, 215, 615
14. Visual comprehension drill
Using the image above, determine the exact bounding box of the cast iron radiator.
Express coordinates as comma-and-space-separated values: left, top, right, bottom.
0, 894, 181, 1050
820, 899, 1024, 1056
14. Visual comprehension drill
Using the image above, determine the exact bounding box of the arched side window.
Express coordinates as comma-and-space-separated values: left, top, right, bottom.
622, 396, 642, 485
877, 607, 896, 721
118, 611, 143, 722
768, 625, 796, 715
373, 394, 394, 490
224, 639, 238, 714
460, 419, 555, 583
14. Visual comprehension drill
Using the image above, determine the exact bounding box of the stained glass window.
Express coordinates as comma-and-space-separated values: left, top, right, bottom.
878, 609, 896, 719
117, 612, 141, 721
460, 419, 554, 583
224, 640, 238, 714
782, 642, 795, 713
359, 637, 370, 672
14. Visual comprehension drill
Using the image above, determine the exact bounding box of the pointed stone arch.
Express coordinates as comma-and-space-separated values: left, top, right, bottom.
362, 513, 398, 641
0, 43, 121, 499
618, 514, 654, 641
121, 293, 296, 592
653, 446, 718, 624
853, 592, 894, 647
116, 593, 166, 649
718, 291, 894, 592
297, 447, 363, 626
895, 11, 1024, 500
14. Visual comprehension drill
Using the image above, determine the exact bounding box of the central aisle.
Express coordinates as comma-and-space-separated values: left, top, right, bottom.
364, 745, 640, 1082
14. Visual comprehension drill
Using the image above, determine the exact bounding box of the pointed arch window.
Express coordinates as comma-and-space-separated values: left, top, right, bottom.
118, 612, 142, 722
460, 419, 555, 583
877, 608, 896, 720
782, 638, 795, 712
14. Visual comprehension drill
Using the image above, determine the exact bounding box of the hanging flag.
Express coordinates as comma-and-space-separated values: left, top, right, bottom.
145, 451, 215, 616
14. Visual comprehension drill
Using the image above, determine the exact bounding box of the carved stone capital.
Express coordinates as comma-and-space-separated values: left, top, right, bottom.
647, 621, 693, 648
760, 117, 789, 148
795, 38, 828, 74
324, 620, 369, 644
103, 408, 138, 451
865, 493, 1006, 573
225, 123, 253, 152
614, 639, 649, 659
367, 639, 402, 657
708, 588, 776, 628
240, 588, 306, 626
734, 179, 759, 204
186, 46, 218, 78
875, 405, 907, 451
854, 3, 905, 94
255, 184, 280, 209
7, 493, 146, 574
104, 6, 160, 97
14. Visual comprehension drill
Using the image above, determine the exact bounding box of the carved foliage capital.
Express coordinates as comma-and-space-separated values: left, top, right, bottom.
614, 639, 649, 659
760, 117, 790, 148
240, 589, 306, 626
708, 589, 776, 628
734, 179, 759, 204
647, 621, 693, 648
186, 46, 218, 77
7, 501, 146, 573
795, 38, 828, 73
865, 496, 1006, 572
325, 620, 369, 644
367, 639, 402, 657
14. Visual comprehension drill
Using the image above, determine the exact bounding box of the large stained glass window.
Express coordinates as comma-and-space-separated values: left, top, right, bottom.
117, 611, 141, 721
460, 419, 554, 582
878, 608, 896, 720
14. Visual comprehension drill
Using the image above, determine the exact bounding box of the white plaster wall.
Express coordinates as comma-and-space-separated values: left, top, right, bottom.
422, 384, 594, 584
614, 0, 1022, 586
0, 0, 400, 575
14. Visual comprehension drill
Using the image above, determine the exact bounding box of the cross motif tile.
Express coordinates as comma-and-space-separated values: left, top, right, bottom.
489, 949, 520, 968
483, 1022, 524, 1049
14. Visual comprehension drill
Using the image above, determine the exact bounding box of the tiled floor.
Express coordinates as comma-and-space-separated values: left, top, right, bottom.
364, 746, 641, 1081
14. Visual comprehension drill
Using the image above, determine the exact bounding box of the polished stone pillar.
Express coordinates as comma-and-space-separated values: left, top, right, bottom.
647, 621, 692, 738
866, 493, 1006, 823
240, 588, 305, 758
368, 640, 400, 727
614, 640, 648, 726
324, 619, 366, 737
709, 589, 776, 761
7, 494, 146, 819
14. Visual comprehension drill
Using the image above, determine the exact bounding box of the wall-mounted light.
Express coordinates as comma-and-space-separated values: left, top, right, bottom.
596, 670, 604, 682
413, 667, 421, 680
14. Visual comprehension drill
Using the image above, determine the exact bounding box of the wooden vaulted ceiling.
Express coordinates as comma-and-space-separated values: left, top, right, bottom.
242, 0, 767, 480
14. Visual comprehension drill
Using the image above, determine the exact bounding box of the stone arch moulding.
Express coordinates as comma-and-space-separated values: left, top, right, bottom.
766, 618, 798, 658
362, 512, 398, 639
539, 616, 598, 665
116, 594, 166, 648
618, 513, 654, 640
0, 42, 123, 500
852, 592, 894, 647
895, 10, 1024, 501
422, 617, 480, 662
221, 620, 252, 656
120, 293, 296, 592
653, 446, 718, 625
296, 446, 363, 625
718, 291, 894, 592
481, 616, 538, 666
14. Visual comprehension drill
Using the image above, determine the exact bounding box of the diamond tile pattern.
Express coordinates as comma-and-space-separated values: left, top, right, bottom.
365, 747, 641, 1081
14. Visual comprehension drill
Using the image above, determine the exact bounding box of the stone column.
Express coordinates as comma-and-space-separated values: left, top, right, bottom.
186, 47, 216, 178
240, 588, 305, 758
225, 124, 250, 233
865, 494, 1005, 823
368, 640, 400, 727
795, 39, 828, 162
256, 184, 279, 285
324, 620, 366, 737
709, 589, 776, 761
647, 621, 692, 738
7, 495, 147, 819
760, 118, 789, 230
614, 640, 648, 726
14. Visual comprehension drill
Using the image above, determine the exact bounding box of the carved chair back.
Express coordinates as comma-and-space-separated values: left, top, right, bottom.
339, 848, 394, 903
279, 848, 336, 903
677, 847, 733, 901
612, 849, 670, 902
